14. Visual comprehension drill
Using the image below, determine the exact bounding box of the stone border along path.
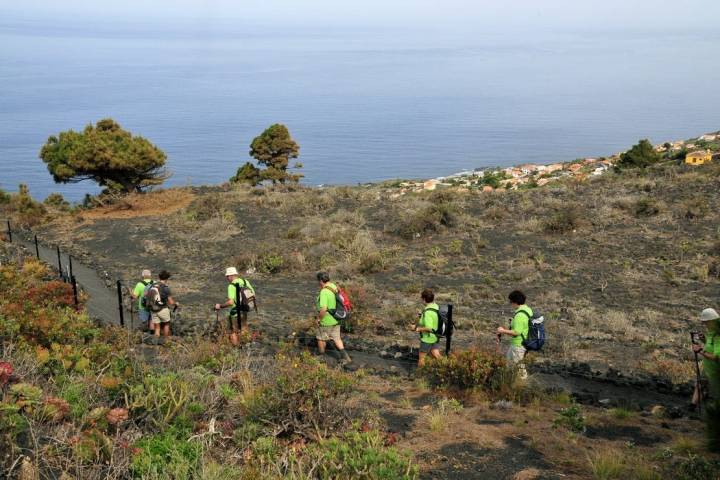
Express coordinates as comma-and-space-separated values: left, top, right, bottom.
6, 231, 693, 413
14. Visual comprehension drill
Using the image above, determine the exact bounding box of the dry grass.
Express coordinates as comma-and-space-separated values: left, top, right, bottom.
80, 189, 195, 220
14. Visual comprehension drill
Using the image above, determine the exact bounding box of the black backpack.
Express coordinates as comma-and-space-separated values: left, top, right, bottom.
424, 304, 454, 338
516, 309, 546, 351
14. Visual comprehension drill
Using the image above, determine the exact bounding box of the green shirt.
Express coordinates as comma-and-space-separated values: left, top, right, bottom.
228, 278, 255, 305
419, 303, 439, 344
317, 282, 338, 327
133, 280, 152, 310
703, 332, 720, 398
510, 305, 533, 347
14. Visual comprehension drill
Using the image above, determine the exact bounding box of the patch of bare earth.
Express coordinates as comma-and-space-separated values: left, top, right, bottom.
79, 189, 195, 221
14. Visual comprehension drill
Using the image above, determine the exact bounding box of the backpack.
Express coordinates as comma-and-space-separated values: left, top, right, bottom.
324, 285, 352, 321
143, 282, 165, 313
424, 304, 454, 338
139, 280, 152, 311
234, 280, 257, 312
517, 309, 546, 351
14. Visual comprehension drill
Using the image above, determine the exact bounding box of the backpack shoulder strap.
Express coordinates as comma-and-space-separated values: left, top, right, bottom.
515, 309, 530, 319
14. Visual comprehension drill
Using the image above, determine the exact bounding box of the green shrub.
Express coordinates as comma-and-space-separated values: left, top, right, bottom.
127, 372, 194, 426
130, 426, 202, 479
186, 194, 233, 223
554, 404, 586, 433
681, 197, 709, 220
8, 184, 47, 227
241, 351, 354, 440
58, 378, 90, 419
311, 430, 418, 479
674, 454, 720, 480
419, 349, 517, 393
544, 206, 584, 234
43, 192, 70, 210
634, 197, 660, 217
258, 252, 285, 274
393, 196, 458, 239
616, 139, 660, 169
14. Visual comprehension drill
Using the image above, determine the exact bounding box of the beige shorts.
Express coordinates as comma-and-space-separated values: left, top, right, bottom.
151, 308, 171, 324
505, 345, 526, 365
316, 325, 341, 343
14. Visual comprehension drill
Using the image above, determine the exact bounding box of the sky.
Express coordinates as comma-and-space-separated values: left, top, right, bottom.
4, 0, 720, 33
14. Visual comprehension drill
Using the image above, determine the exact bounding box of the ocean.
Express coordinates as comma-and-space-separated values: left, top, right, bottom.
1, 19, 719, 201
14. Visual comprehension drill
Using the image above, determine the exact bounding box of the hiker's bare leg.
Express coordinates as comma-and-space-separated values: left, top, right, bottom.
227, 315, 239, 346
240, 312, 249, 334
317, 339, 326, 354
153, 322, 161, 337
418, 352, 427, 367
162, 323, 170, 337
430, 348, 442, 360
334, 338, 345, 350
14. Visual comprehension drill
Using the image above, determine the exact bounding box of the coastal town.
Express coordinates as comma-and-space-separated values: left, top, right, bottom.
391, 132, 720, 193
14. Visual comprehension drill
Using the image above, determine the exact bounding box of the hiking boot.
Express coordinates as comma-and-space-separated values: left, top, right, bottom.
340, 350, 352, 363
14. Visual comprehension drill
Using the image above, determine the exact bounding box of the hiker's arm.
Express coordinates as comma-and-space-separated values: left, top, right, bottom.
215, 298, 234, 310
168, 296, 177, 306
699, 350, 718, 361
317, 308, 327, 322
496, 326, 518, 337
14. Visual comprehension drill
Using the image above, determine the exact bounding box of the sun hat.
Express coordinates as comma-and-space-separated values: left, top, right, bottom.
225, 267, 239, 277
141, 269, 151, 278
700, 308, 720, 322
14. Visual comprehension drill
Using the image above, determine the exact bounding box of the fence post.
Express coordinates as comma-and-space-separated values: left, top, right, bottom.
71, 275, 79, 308
68, 255, 74, 281
56, 246, 62, 279
116, 280, 125, 327
6, 220, 11, 243
34, 235, 40, 259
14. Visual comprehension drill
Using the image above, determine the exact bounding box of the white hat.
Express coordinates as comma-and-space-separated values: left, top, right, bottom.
141, 269, 151, 278
225, 267, 239, 277
700, 308, 720, 322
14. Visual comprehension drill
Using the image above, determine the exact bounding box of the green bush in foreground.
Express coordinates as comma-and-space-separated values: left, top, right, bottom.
130, 425, 202, 479
241, 430, 418, 480
419, 349, 517, 393
242, 351, 354, 441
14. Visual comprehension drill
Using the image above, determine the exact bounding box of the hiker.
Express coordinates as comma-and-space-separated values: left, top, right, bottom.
214, 267, 255, 346
315, 272, 352, 364
150, 270, 178, 341
692, 308, 720, 402
131, 269, 153, 331
496, 290, 531, 379
410, 288, 442, 367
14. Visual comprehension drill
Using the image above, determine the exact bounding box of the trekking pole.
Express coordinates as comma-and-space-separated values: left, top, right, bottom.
34, 234, 40, 259
495, 334, 502, 355
691, 331, 703, 414
6, 220, 11, 243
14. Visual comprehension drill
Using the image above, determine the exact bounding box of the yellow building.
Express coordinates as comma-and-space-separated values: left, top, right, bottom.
685, 150, 712, 165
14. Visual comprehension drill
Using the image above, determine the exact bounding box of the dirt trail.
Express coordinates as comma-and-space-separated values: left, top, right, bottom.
10, 232, 693, 413
13, 232, 132, 326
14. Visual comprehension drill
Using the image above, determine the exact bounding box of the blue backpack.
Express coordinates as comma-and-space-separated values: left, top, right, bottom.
517, 309, 546, 351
